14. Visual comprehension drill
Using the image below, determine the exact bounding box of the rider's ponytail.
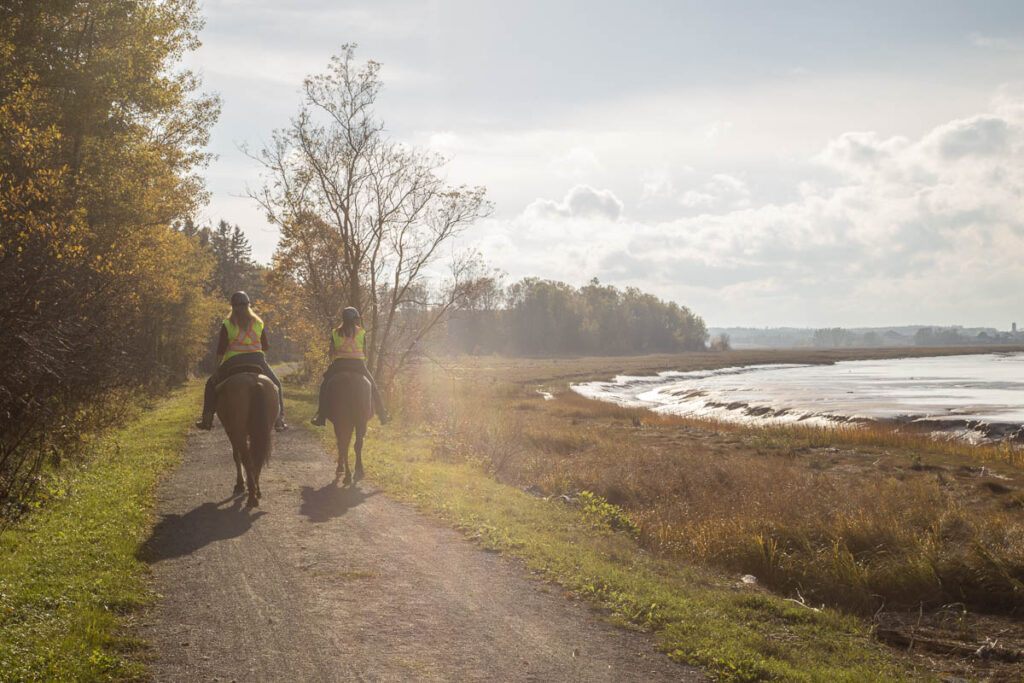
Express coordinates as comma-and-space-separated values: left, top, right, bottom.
230, 304, 262, 330
338, 319, 357, 339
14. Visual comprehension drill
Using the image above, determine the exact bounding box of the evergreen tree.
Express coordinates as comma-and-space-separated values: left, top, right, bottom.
208, 219, 263, 298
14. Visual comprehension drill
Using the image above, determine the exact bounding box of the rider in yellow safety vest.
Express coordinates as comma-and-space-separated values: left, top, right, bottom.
310, 306, 390, 426
195, 291, 287, 431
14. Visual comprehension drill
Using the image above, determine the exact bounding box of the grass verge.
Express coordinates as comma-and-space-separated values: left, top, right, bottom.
0, 382, 200, 681
288, 387, 916, 681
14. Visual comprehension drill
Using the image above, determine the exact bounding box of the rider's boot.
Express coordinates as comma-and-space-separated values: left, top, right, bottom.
371, 387, 390, 425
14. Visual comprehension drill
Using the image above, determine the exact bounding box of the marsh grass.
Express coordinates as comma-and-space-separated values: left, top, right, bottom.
395, 356, 1024, 619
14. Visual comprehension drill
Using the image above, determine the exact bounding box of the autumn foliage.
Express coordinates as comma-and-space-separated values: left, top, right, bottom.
0, 0, 220, 517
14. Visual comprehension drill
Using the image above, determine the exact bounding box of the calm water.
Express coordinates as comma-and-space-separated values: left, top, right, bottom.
572, 353, 1024, 440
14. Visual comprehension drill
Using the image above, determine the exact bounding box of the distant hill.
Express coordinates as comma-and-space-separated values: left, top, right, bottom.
709, 325, 1023, 349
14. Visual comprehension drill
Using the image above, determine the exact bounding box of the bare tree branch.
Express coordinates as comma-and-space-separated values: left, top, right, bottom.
257, 46, 492, 381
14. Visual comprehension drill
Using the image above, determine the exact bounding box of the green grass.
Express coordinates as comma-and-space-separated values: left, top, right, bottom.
290, 387, 920, 682
0, 382, 201, 681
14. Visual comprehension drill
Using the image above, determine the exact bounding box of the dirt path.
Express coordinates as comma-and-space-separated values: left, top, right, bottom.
137, 423, 704, 682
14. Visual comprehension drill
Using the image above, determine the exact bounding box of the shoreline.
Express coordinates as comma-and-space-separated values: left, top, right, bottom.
571, 348, 1024, 444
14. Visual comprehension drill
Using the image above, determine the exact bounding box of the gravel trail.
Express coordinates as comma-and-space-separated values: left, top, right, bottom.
138, 423, 704, 682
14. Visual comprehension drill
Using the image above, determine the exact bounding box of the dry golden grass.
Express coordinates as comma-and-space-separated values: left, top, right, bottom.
394, 351, 1024, 620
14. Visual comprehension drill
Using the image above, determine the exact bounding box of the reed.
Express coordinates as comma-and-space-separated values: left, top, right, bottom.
394, 354, 1024, 617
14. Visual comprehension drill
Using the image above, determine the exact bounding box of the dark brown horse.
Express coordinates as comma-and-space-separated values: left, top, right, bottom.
323, 371, 371, 485
215, 369, 279, 507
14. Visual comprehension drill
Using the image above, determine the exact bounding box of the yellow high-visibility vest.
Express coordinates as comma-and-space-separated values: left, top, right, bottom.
332, 326, 366, 360
222, 317, 265, 363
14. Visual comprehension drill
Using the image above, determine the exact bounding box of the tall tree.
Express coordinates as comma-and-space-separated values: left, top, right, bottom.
0, 0, 219, 518
208, 219, 264, 299
254, 45, 491, 381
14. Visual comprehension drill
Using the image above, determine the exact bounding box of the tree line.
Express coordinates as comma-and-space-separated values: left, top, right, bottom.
0, 0, 219, 519
443, 277, 708, 356
811, 326, 1018, 348
812, 328, 886, 348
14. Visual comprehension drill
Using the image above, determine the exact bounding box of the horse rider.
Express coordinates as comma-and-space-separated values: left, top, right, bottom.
195, 291, 288, 432
310, 306, 391, 426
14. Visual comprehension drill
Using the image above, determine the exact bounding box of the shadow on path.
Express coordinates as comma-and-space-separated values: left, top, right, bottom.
138, 495, 266, 562
299, 482, 378, 523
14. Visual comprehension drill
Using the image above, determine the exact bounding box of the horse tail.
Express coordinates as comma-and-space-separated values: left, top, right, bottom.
249, 379, 272, 468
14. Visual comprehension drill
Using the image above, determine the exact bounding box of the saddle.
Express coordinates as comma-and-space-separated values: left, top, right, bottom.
327, 371, 374, 420
215, 364, 265, 392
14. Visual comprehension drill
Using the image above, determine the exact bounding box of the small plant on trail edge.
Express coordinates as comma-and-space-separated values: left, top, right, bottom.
576, 490, 639, 537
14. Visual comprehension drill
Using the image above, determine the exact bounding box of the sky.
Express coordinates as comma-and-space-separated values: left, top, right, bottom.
184, 0, 1024, 328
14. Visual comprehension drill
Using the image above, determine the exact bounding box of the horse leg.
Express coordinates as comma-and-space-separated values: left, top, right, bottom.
250, 450, 263, 502
244, 460, 258, 507
335, 421, 354, 485
237, 438, 257, 507
232, 446, 245, 494
353, 420, 366, 482
223, 425, 247, 496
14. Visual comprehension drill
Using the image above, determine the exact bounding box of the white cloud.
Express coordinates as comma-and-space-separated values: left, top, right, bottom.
704, 121, 733, 140
969, 33, 1024, 53
188, 1, 1024, 330
525, 185, 624, 221
425, 131, 461, 157
639, 164, 678, 202
548, 146, 601, 179
679, 173, 750, 210
925, 115, 1012, 159
479, 92, 1024, 327
818, 131, 908, 173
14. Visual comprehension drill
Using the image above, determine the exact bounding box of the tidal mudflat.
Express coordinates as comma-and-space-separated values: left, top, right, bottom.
574, 352, 1024, 442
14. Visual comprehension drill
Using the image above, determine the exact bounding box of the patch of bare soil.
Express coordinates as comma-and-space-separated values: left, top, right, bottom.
875, 611, 1024, 682
136, 425, 704, 682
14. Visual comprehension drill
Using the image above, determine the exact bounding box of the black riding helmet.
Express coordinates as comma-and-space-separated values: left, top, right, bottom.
342, 306, 360, 321
230, 291, 250, 307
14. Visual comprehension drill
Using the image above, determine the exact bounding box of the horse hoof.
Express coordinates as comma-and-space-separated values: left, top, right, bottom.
354, 468, 364, 482
246, 496, 259, 508
342, 473, 352, 486
233, 484, 245, 495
